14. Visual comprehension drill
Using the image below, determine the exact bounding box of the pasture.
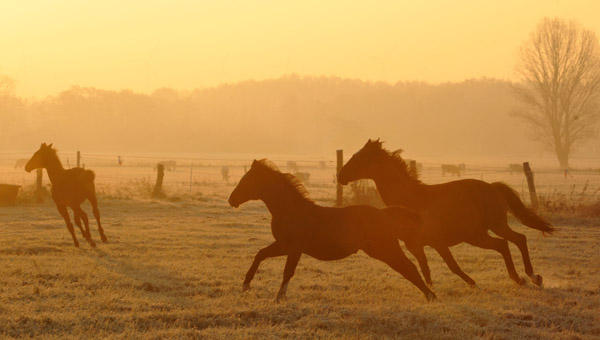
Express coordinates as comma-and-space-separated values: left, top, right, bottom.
0, 154, 599, 339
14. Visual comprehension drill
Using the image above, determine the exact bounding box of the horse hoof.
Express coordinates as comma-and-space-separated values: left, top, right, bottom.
242, 283, 251, 292
468, 283, 477, 289
530, 274, 543, 287
426, 281, 434, 288
74, 243, 79, 248
515, 277, 526, 285
89, 241, 97, 248
426, 291, 437, 302
275, 295, 287, 303
101, 235, 108, 243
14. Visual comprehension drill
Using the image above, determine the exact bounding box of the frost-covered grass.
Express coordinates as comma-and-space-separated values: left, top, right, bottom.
0, 187, 599, 339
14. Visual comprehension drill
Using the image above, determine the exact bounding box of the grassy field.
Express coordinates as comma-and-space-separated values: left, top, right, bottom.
1, 179, 599, 340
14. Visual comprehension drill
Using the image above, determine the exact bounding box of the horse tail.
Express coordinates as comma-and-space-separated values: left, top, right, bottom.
383, 205, 421, 240
491, 182, 554, 234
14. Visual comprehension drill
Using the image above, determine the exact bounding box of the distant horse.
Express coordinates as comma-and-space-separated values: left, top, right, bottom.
286, 161, 298, 173
338, 139, 553, 287
25, 143, 107, 248
221, 166, 230, 182
458, 163, 466, 174
293, 171, 310, 185
228, 159, 436, 302
154, 160, 176, 171
441, 164, 461, 177
509, 164, 523, 175
14, 159, 28, 169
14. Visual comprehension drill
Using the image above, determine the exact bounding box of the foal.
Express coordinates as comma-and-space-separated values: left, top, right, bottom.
228, 159, 436, 302
25, 143, 107, 248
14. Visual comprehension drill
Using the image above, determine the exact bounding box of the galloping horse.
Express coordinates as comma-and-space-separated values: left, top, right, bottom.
338, 139, 553, 287
228, 159, 436, 302
25, 143, 107, 248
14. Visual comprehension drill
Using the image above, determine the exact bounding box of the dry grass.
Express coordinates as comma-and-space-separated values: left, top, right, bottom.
1, 185, 599, 340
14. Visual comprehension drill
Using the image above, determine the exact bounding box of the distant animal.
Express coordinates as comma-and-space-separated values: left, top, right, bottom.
221, 166, 230, 182
24, 143, 107, 248
14, 159, 28, 169
228, 159, 436, 302
154, 160, 176, 171
338, 139, 553, 288
509, 164, 523, 175
405, 159, 423, 177
286, 161, 298, 173
293, 171, 310, 185
441, 164, 461, 177
458, 163, 466, 174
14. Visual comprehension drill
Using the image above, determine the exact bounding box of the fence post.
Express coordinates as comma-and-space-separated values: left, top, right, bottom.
35, 169, 43, 203
336, 149, 343, 206
409, 160, 417, 177
522, 162, 538, 210
77, 151, 81, 168
153, 163, 165, 198
190, 164, 193, 194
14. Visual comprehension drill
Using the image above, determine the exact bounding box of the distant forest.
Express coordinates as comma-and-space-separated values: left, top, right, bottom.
2, 75, 597, 158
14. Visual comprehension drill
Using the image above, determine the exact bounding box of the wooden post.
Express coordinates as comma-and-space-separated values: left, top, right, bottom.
409, 160, 417, 177
77, 151, 81, 168
189, 164, 193, 194
336, 149, 343, 206
35, 169, 43, 203
522, 162, 538, 210
153, 163, 165, 197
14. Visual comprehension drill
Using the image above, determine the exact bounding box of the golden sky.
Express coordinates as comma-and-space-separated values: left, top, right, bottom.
1, 0, 599, 98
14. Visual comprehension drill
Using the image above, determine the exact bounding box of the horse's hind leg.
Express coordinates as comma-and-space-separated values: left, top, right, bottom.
74, 206, 96, 248
364, 242, 436, 301
434, 246, 476, 287
56, 204, 79, 248
243, 242, 286, 291
88, 193, 107, 242
467, 233, 525, 285
491, 223, 542, 286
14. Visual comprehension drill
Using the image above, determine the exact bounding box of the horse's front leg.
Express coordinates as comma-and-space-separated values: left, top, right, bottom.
276, 250, 302, 302
243, 242, 286, 291
56, 204, 79, 248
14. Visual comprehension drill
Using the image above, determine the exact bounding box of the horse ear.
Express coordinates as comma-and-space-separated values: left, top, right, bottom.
375, 138, 380, 143
48, 143, 53, 148
41, 143, 46, 148
367, 138, 372, 143
252, 159, 258, 166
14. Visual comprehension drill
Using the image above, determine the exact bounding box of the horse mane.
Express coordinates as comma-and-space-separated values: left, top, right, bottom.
254, 159, 314, 203
42, 145, 63, 167
371, 141, 421, 182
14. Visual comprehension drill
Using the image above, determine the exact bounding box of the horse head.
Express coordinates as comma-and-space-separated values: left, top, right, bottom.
24, 143, 54, 173
337, 138, 385, 185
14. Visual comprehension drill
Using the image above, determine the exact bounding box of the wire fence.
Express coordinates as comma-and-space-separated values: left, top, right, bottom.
2, 151, 600, 203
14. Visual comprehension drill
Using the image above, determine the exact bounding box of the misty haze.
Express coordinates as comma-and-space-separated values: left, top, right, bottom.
1, 2, 599, 340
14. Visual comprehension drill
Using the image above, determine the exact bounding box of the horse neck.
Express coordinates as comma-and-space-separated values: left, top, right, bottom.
372, 164, 428, 209
44, 154, 66, 184
259, 181, 313, 217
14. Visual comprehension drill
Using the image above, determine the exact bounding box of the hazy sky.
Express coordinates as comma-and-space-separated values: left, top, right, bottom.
1, 0, 599, 98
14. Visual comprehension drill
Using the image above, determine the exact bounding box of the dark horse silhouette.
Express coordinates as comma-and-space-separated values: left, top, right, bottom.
338, 139, 553, 287
228, 159, 436, 302
25, 143, 107, 248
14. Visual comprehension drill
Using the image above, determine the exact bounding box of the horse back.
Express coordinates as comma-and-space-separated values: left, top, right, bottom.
51, 168, 97, 205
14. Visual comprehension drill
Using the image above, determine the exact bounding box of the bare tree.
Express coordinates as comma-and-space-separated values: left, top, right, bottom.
0, 74, 15, 96
513, 18, 600, 168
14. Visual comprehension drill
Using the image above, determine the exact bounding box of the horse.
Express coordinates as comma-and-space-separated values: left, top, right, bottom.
509, 163, 523, 175
441, 164, 461, 177
24, 143, 107, 248
221, 166, 230, 182
228, 159, 436, 302
154, 160, 176, 171
14, 159, 28, 169
338, 139, 553, 288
